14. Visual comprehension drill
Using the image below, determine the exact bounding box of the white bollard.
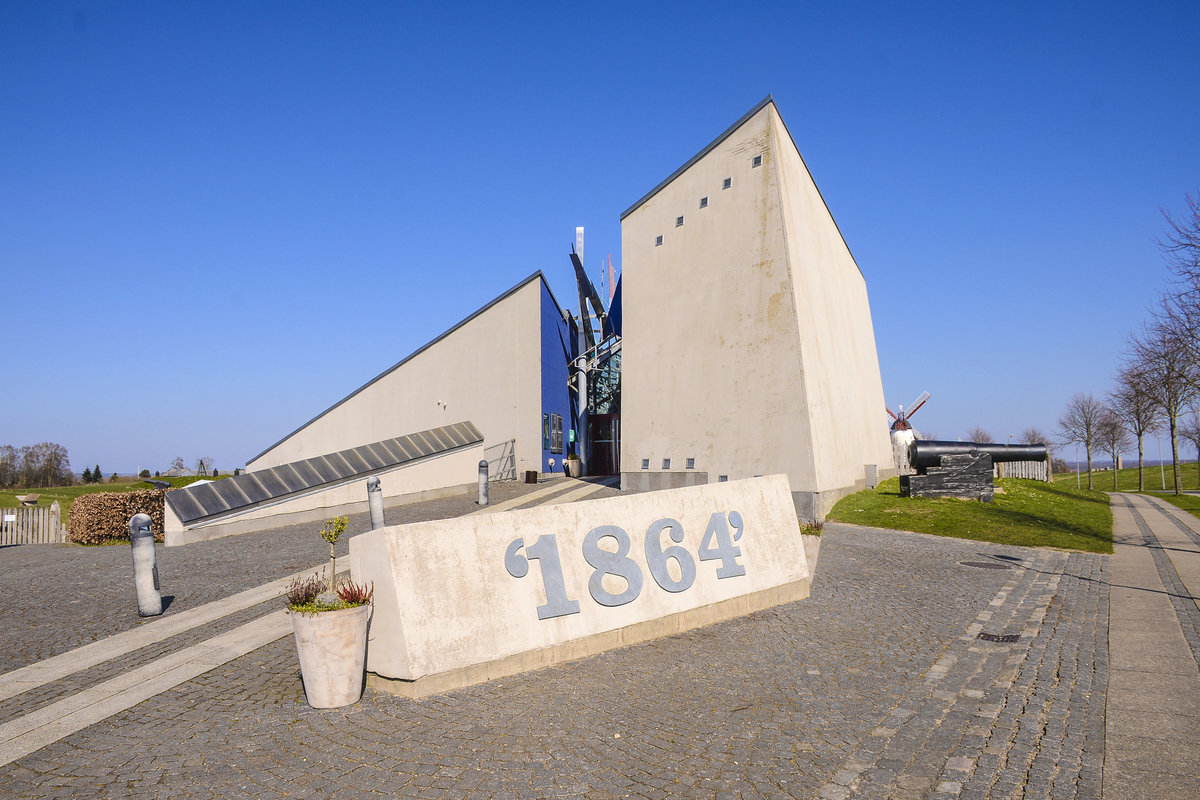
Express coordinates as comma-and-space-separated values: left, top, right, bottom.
477, 460, 489, 506
128, 513, 162, 617
367, 476, 386, 530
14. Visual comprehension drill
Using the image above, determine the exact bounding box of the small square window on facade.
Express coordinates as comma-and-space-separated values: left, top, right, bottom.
723, 177, 732, 189
752, 155, 763, 167
675, 216, 684, 227
641, 458, 650, 470
686, 457, 695, 470
662, 458, 671, 470
718, 474, 728, 482
655, 235, 663, 246
699, 197, 708, 208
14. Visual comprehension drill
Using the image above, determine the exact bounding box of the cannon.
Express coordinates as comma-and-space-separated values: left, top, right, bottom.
908, 441, 1048, 470
901, 440, 1048, 502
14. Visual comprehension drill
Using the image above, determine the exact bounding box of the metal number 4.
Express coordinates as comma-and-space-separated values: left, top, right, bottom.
698, 511, 746, 578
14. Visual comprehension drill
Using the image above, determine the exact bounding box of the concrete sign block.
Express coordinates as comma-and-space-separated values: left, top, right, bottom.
349, 474, 810, 697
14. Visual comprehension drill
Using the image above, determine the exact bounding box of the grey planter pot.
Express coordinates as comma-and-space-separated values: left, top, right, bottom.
290, 604, 371, 708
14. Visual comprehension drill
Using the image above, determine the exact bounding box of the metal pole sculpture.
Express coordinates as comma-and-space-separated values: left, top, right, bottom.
367, 476, 386, 530
128, 513, 162, 617
1159, 436, 1167, 490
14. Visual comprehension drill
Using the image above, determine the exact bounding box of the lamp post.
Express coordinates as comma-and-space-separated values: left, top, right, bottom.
1159, 435, 1167, 491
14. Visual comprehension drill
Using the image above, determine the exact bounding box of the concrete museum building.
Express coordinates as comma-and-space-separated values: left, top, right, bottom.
163, 96, 894, 544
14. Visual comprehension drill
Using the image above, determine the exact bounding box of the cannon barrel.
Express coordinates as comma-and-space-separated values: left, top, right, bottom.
908, 440, 1048, 469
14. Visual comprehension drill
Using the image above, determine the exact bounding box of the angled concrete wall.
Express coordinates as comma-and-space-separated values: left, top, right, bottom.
619, 98, 893, 518
772, 106, 894, 504
247, 274, 565, 481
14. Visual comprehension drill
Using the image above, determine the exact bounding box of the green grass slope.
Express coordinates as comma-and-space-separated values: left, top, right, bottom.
0, 475, 226, 522
828, 477, 1113, 553
1054, 459, 1200, 494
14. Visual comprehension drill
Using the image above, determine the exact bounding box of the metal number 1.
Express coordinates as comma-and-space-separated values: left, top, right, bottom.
505, 534, 581, 619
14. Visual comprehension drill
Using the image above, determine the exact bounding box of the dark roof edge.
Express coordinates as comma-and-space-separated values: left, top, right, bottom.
247, 272, 550, 465
188, 432, 482, 527
619, 95, 774, 221
769, 105, 867, 282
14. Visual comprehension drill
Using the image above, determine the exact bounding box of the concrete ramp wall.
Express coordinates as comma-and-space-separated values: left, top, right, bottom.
350, 474, 809, 697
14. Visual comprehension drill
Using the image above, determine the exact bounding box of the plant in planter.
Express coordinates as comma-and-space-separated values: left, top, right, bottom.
320, 515, 348, 593
564, 446, 582, 478
286, 516, 374, 709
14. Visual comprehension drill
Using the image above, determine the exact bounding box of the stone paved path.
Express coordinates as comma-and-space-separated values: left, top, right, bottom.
0, 485, 1191, 798
1104, 493, 1200, 798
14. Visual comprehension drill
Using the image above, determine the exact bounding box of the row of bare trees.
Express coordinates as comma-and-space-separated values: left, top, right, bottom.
171, 456, 215, 475
0, 443, 73, 489
1059, 193, 1200, 492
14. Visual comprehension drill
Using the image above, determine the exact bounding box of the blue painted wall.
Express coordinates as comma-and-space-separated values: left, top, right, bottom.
540, 279, 577, 473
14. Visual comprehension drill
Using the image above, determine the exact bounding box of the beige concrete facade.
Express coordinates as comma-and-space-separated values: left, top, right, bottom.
247, 275, 549, 479
619, 98, 893, 519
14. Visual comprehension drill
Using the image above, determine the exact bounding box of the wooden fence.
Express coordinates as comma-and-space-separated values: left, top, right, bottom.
0, 501, 68, 545
994, 460, 1049, 481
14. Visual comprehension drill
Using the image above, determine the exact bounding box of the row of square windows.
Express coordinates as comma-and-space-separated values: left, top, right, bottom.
639, 457, 734, 482
642, 457, 695, 470
655, 154, 763, 245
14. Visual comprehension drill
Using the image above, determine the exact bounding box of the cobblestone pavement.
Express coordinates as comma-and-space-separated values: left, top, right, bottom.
0, 479, 605, 674
0, 501, 1110, 800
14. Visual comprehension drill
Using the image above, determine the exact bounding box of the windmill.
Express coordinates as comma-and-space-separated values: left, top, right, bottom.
886, 391, 929, 433
886, 392, 929, 474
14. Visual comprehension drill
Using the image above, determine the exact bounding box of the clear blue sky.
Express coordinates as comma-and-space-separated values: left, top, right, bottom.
3, 2, 1198, 473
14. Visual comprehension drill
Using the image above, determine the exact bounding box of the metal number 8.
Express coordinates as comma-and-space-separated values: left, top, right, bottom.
582, 525, 643, 607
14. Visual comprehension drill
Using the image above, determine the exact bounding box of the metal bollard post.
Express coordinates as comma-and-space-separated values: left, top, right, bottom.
477, 459, 489, 506
367, 476, 386, 530
128, 513, 162, 617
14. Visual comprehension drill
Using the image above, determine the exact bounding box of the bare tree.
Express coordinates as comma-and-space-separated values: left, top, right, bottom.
1180, 410, 1200, 490
1111, 364, 1163, 491
1160, 192, 1200, 297
0, 445, 17, 488
1020, 427, 1051, 447
169, 456, 186, 474
1096, 409, 1132, 490
1157, 193, 1200, 384
194, 456, 213, 477
967, 426, 994, 444
1131, 320, 1198, 494
5, 442, 72, 488
1059, 393, 1104, 489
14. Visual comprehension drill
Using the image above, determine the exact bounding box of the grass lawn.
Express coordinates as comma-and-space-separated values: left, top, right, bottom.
0, 475, 226, 522
1149, 492, 1200, 517
1054, 459, 1200, 493
828, 477, 1113, 554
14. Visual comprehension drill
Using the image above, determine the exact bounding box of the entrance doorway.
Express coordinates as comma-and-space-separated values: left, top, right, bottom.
588, 414, 620, 476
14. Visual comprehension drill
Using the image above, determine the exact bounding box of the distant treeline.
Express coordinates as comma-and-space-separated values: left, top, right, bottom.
0, 442, 72, 488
